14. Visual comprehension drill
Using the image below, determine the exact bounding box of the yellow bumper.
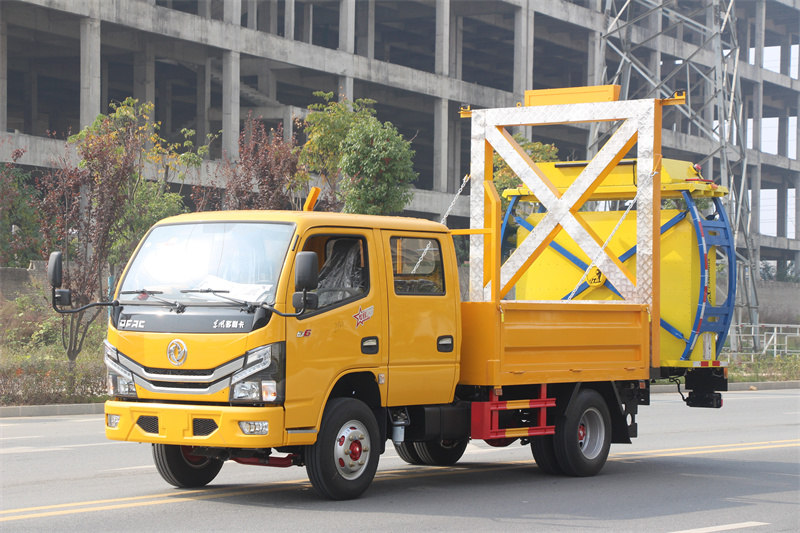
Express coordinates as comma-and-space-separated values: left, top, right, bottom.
104, 400, 287, 448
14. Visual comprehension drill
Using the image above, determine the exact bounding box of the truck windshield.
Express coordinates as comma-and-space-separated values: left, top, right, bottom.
118, 222, 294, 307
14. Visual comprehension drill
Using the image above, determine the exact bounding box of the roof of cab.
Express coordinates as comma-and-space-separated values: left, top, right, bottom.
154, 210, 449, 234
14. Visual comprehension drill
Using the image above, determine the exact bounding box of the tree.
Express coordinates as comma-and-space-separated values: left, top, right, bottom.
300, 91, 417, 213
36, 98, 203, 362
194, 115, 306, 212
492, 133, 559, 204
339, 118, 416, 215
0, 148, 41, 267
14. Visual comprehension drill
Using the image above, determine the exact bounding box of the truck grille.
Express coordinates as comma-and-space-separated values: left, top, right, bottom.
136, 415, 159, 434
193, 418, 218, 436
140, 366, 213, 377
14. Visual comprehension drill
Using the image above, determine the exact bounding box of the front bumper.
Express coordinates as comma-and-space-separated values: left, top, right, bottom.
105, 400, 286, 448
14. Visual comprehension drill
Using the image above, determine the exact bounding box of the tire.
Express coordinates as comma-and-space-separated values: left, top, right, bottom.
306, 398, 380, 500
553, 389, 611, 477
394, 442, 425, 465
530, 435, 564, 475
413, 438, 469, 466
152, 444, 223, 488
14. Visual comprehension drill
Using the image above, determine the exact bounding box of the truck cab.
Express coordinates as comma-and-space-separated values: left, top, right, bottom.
98, 210, 461, 499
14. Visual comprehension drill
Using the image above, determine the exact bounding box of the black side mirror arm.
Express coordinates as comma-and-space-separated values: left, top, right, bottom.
51, 286, 120, 315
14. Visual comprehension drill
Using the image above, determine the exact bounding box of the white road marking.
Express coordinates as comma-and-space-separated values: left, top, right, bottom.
99, 465, 155, 472
669, 522, 770, 533
0, 436, 43, 440
0, 442, 116, 454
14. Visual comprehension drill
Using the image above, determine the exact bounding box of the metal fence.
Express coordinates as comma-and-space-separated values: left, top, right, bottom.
723, 324, 800, 361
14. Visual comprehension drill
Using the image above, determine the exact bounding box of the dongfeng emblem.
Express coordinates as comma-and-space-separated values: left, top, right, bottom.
167, 339, 188, 366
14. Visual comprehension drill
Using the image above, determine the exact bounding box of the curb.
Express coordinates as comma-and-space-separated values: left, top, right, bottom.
1, 381, 798, 418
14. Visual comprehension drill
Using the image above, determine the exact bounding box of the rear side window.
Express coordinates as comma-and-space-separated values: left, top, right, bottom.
389, 237, 445, 295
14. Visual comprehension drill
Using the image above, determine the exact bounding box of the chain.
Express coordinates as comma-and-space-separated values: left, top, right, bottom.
411, 174, 470, 275
566, 169, 657, 300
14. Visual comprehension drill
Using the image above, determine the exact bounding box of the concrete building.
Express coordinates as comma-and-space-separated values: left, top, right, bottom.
0, 0, 798, 272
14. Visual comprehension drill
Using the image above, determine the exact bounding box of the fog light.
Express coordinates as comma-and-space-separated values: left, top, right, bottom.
107, 414, 121, 428
232, 381, 261, 401
239, 421, 269, 435
261, 380, 277, 402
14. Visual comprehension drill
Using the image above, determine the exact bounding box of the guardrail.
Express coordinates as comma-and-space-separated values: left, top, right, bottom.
723, 323, 800, 361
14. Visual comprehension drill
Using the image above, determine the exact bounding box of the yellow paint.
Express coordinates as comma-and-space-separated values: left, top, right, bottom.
524, 85, 621, 106
514, 208, 716, 364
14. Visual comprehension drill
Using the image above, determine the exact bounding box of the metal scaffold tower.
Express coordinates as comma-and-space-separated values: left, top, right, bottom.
591, 0, 759, 350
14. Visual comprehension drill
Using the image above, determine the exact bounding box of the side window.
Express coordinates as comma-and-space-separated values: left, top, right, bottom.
304, 235, 369, 310
390, 237, 446, 295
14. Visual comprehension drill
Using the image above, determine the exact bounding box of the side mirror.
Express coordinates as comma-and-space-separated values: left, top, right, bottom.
47, 251, 63, 288
295, 251, 319, 292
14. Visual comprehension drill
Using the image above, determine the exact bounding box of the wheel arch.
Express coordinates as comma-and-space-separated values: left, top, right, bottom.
324, 371, 386, 452
552, 382, 631, 444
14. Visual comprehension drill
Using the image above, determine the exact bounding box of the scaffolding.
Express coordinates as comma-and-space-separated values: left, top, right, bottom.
592, 0, 760, 350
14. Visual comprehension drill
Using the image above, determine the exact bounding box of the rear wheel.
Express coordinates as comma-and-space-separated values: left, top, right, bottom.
152, 444, 223, 488
530, 435, 564, 475
413, 438, 469, 466
553, 389, 611, 477
306, 398, 380, 500
394, 442, 425, 465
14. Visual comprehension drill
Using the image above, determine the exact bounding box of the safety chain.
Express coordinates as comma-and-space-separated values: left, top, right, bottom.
566, 169, 657, 300
411, 174, 471, 275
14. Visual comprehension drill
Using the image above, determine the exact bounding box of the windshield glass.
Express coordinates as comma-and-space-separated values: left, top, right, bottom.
118, 222, 295, 306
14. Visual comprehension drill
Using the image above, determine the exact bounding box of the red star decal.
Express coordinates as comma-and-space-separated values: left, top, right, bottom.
353, 305, 374, 328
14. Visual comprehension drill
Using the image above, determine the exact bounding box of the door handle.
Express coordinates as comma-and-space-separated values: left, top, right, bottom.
362, 336, 379, 355
437, 335, 454, 353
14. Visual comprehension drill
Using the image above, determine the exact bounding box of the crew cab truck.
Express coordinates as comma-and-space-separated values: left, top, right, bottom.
47, 86, 734, 500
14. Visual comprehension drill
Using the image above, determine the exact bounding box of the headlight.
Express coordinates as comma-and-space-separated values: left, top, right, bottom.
229, 343, 285, 404
104, 340, 137, 398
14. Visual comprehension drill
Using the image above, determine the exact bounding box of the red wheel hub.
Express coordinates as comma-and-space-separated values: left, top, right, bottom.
349, 440, 363, 461
578, 424, 586, 442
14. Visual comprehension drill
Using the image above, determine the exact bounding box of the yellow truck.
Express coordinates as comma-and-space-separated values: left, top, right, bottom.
47, 86, 735, 500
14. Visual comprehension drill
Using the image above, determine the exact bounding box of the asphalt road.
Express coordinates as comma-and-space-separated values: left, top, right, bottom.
1, 389, 798, 532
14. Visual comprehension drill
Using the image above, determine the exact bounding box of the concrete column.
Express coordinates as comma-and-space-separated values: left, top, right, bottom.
101, 58, 109, 114
780, 31, 791, 76
222, 51, 240, 160
755, 1, 765, 69
795, 175, 800, 263
648, 7, 662, 90
513, 1, 533, 94
24, 70, 37, 135
433, 98, 449, 193
257, 66, 277, 99
778, 106, 789, 157
0, 3, 6, 133
224, 0, 241, 25
338, 76, 353, 102
160, 80, 173, 138
80, 18, 101, 129
448, 114, 462, 194
285, 0, 295, 40
197, 0, 211, 19
355, 0, 375, 58
247, 0, 258, 29
797, 93, 800, 159
300, 3, 313, 44
777, 181, 788, 238
134, 41, 155, 106
750, 164, 762, 271
339, 0, 355, 54
435, 0, 450, 76
196, 58, 211, 150
282, 106, 293, 142
448, 11, 462, 80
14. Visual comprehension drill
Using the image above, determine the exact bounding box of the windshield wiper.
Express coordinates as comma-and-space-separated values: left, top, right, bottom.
119, 289, 186, 313
180, 288, 257, 312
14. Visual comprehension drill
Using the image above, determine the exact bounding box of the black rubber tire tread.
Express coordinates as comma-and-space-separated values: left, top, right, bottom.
413, 438, 469, 466
530, 435, 564, 475
152, 444, 223, 488
394, 442, 425, 465
553, 389, 612, 477
305, 398, 380, 500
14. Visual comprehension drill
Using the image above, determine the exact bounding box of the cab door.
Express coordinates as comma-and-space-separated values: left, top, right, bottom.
284, 229, 387, 430
381, 231, 458, 406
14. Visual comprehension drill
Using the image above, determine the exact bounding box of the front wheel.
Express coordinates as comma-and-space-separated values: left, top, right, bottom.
553, 389, 611, 477
306, 398, 380, 500
413, 438, 469, 466
152, 444, 223, 488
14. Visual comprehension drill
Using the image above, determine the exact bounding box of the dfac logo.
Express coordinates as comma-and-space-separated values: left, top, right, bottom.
167, 339, 188, 366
